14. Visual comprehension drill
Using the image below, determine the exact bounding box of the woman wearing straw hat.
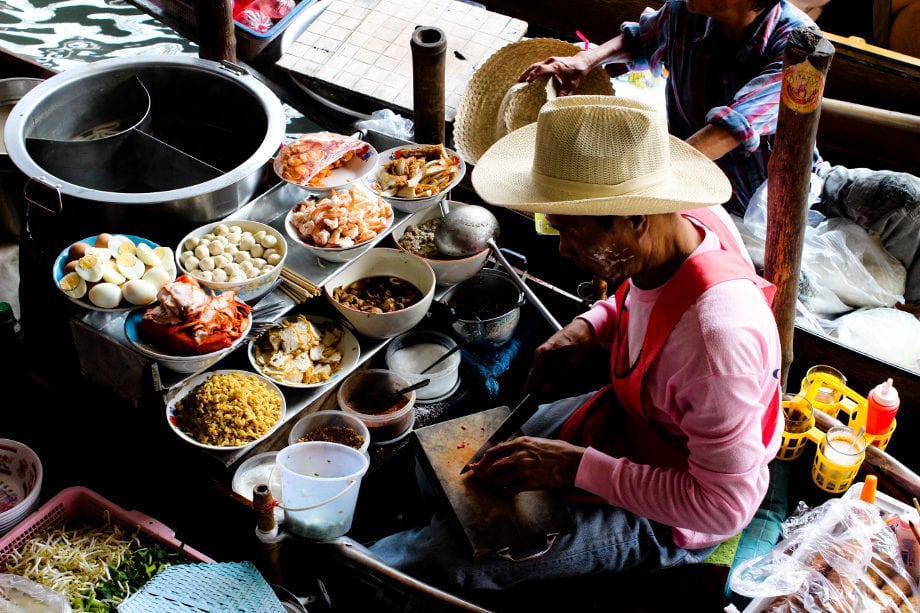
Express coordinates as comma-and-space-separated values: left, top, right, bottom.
518, 0, 920, 310
366, 96, 783, 594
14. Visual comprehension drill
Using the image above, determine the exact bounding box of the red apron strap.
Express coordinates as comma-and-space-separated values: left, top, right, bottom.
561, 208, 779, 452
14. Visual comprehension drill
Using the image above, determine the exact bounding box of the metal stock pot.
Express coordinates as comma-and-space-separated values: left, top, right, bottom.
3, 56, 286, 253
437, 268, 526, 350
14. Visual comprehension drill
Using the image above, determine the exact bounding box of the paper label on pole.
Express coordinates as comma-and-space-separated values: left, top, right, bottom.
782, 59, 825, 113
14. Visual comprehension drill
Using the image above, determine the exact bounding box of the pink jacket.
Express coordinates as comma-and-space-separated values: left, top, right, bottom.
573, 206, 782, 549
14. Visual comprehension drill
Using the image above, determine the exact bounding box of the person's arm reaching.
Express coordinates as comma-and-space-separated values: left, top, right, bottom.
518, 34, 632, 96
686, 123, 746, 163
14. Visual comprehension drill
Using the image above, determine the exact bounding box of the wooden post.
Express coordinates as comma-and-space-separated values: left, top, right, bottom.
410, 26, 446, 145
253, 484, 282, 584
194, 0, 237, 64
764, 26, 835, 391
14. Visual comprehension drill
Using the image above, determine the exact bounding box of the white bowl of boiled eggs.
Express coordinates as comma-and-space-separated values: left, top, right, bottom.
53, 233, 177, 311
175, 220, 287, 303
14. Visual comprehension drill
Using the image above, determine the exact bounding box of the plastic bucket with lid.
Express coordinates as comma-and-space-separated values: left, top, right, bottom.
276, 441, 369, 540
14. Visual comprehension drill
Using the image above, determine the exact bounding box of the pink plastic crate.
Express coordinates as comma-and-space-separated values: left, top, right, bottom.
0, 485, 213, 570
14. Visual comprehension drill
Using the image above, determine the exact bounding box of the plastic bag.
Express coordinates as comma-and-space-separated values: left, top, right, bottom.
730, 499, 919, 612
353, 109, 414, 142
825, 307, 920, 372
734, 178, 906, 319
0, 573, 72, 612
273, 131, 371, 187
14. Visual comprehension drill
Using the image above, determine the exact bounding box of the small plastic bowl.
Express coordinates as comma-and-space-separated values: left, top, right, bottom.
385, 330, 461, 402
287, 410, 371, 456
338, 369, 416, 445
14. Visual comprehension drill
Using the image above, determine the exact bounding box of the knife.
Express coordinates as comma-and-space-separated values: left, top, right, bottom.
460, 393, 538, 474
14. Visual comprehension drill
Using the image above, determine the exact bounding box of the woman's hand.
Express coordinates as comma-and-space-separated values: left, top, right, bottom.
518, 54, 593, 96
524, 318, 596, 399
471, 436, 585, 494
518, 34, 629, 97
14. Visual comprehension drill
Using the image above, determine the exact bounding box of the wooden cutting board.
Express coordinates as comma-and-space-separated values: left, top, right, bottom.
276, 0, 528, 122
412, 406, 574, 560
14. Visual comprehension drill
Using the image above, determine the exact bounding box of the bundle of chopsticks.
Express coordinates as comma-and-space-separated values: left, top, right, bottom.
279, 266, 322, 303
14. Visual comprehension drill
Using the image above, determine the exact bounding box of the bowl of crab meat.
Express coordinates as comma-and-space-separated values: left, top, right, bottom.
285, 186, 394, 263
325, 248, 435, 339
365, 143, 465, 213
125, 274, 252, 373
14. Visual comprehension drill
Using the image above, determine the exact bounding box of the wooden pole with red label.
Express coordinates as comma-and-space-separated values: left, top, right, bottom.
764, 26, 835, 390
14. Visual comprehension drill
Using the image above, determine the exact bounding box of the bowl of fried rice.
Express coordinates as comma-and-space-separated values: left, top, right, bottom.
166, 369, 285, 451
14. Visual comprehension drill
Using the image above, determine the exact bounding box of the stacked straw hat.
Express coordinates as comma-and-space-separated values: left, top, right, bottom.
453, 38, 616, 165
470, 96, 732, 216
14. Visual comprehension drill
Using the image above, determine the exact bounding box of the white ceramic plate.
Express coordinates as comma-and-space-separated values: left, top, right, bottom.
166, 369, 286, 451
274, 134, 378, 194
52, 234, 176, 312
247, 314, 361, 389
231, 451, 284, 523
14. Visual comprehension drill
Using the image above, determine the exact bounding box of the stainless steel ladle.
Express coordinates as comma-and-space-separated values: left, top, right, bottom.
435, 205, 563, 331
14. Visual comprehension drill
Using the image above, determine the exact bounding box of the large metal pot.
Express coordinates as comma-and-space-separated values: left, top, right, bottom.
0, 77, 44, 240
438, 268, 526, 350
3, 56, 286, 253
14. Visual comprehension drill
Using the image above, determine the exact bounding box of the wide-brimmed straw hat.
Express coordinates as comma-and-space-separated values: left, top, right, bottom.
453, 38, 615, 165
471, 96, 732, 216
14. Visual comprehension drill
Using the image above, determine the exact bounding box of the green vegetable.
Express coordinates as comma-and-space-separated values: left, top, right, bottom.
89, 542, 188, 610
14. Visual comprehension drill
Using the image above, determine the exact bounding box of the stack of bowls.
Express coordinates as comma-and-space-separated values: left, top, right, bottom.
0, 439, 43, 535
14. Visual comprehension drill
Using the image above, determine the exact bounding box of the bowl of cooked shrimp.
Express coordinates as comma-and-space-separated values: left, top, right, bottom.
285, 185, 395, 263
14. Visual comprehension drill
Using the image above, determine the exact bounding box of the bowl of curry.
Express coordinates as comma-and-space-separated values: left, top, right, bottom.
324, 248, 435, 339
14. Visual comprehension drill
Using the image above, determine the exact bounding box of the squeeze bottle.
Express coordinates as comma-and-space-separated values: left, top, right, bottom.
865, 378, 900, 436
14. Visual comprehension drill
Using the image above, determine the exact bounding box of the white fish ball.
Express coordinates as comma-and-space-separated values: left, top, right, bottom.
239, 234, 256, 251
198, 256, 216, 272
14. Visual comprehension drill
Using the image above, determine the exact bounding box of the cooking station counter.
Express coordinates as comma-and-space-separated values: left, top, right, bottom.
68, 168, 434, 469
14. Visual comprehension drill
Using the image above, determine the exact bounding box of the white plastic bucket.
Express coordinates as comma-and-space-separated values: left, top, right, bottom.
276, 441, 369, 539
